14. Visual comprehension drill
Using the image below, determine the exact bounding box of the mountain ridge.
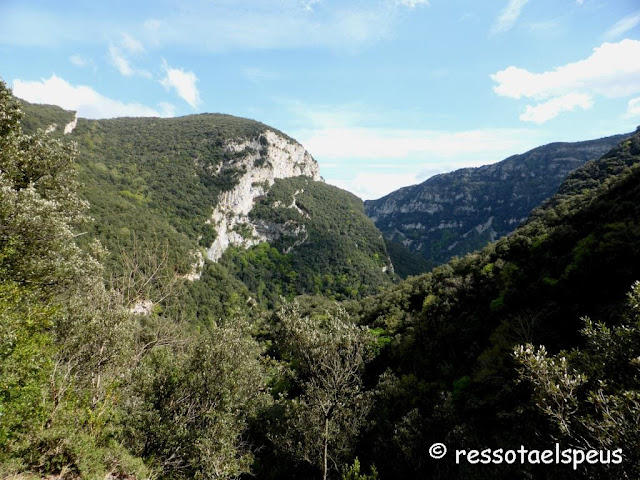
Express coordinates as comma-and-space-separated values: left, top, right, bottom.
18, 98, 393, 308
350, 127, 640, 479
365, 132, 632, 270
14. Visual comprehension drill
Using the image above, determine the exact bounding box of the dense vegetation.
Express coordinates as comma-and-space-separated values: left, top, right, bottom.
19, 100, 392, 305
18, 100, 75, 138
348, 128, 640, 479
365, 133, 630, 271
71, 113, 270, 273
4, 83, 639, 479
220, 176, 392, 305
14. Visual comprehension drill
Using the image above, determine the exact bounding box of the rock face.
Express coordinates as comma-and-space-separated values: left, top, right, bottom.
365, 133, 631, 266
64, 113, 78, 134
206, 129, 321, 261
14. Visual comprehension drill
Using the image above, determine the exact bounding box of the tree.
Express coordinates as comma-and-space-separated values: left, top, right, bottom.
123, 318, 268, 479
0, 81, 100, 294
0, 283, 55, 450
275, 302, 376, 480
0, 79, 150, 478
341, 457, 378, 480
514, 281, 640, 479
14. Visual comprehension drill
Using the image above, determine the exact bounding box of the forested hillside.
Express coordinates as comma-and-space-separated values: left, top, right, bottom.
348, 128, 640, 479
3, 83, 639, 480
19, 99, 393, 311
365, 133, 630, 270
222, 176, 393, 305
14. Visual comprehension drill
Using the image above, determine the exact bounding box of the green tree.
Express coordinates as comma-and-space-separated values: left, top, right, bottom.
123, 318, 268, 479
514, 281, 640, 478
341, 458, 378, 480
0, 283, 55, 450
0, 79, 148, 478
275, 302, 376, 480
0, 82, 100, 294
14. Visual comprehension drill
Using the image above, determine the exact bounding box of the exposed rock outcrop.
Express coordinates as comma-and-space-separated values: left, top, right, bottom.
206, 129, 320, 262
64, 113, 78, 134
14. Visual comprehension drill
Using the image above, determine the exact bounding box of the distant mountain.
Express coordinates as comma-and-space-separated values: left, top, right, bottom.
364, 133, 631, 268
19, 100, 393, 311
352, 127, 640, 480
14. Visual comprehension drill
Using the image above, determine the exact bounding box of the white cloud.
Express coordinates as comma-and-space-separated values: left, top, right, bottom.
396, 0, 430, 8
297, 127, 541, 161
492, 39, 640, 122
69, 54, 90, 67
301, 0, 322, 12
492, 40, 640, 100
491, 0, 529, 35
287, 100, 373, 128
157, 101, 177, 117
605, 10, 640, 39
328, 172, 420, 200
160, 61, 201, 108
12, 75, 174, 119
109, 45, 134, 76
108, 33, 151, 78
626, 97, 640, 117
120, 32, 145, 54
520, 93, 594, 123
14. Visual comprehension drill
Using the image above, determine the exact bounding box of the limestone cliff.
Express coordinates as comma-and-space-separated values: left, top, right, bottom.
206, 129, 321, 262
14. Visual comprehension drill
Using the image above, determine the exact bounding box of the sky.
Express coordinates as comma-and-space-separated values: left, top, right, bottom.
1, 0, 640, 200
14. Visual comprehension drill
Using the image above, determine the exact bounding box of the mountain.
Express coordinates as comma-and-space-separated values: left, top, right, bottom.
349, 127, 640, 479
19, 100, 393, 311
221, 176, 393, 304
364, 133, 631, 270
7, 85, 640, 480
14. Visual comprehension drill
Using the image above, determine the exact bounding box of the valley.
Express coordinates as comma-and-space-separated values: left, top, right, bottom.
2, 86, 639, 480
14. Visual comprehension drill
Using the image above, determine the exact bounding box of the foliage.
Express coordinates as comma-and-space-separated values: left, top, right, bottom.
350, 128, 640, 479
20, 98, 394, 313
9, 86, 640, 480
515, 281, 640, 479
383, 239, 434, 278
18, 99, 75, 138
341, 457, 378, 480
123, 319, 268, 479
0, 283, 55, 449
226, 176, 393, 303
2, 83, 268, 479
272, 302, 376, 479
0, 93, 99, 294
0, 80, 148, 478
69, 114, 266, 274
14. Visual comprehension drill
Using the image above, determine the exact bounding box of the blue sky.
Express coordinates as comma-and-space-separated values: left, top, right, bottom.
1, 0, 639, 199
